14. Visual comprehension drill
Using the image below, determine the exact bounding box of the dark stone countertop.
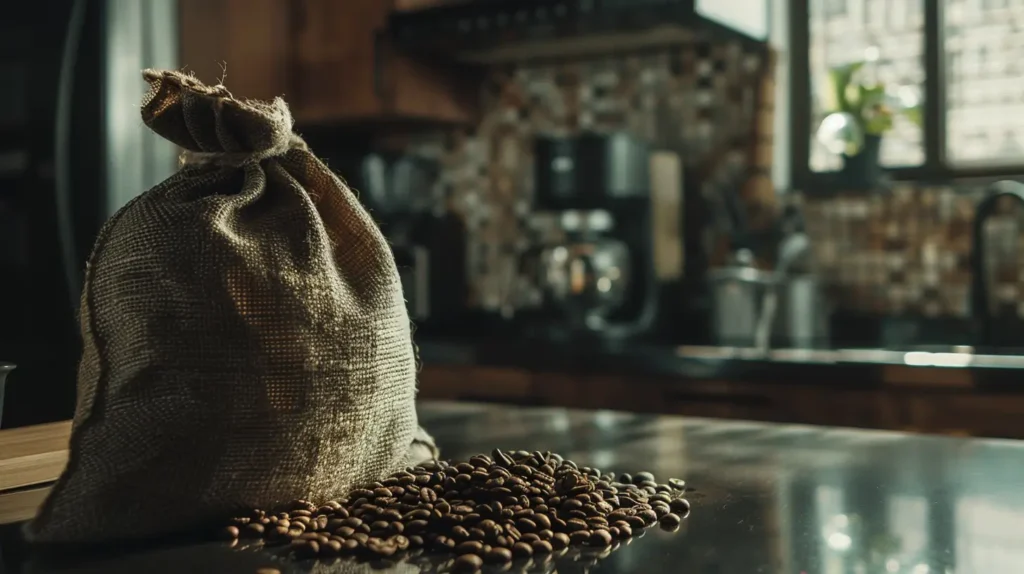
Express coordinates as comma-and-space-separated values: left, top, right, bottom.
417, 338, 1024, 387
5, 402, 1024, 572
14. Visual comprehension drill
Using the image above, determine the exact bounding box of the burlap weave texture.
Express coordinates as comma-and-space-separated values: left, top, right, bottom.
26, 70, 435, 544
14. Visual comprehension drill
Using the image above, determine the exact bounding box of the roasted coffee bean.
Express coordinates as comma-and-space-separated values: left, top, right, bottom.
405, 519, 429, 534
550, 532, 571, 550
453, 554, 484, 573
650, 493, 671, 505
532, 539, 554, 554
637, 509, 659, 525
511, 464, 534, 477
561, 498, 583, 511
634, 472, 655, 483
660, 513, 682, 529
589, 529, 614, 547
484, 547, 513, 563
569, 530, 591, 545
455, 540, 484, 555
219, 525, 240, 540
510, 541, 533, 558
670, 498, 691, 514
492, 449, 515, 468
565, 518, 589, 532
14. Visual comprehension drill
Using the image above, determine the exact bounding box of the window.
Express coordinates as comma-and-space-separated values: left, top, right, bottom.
945, 0, 1024, 166
791, 0, 1024, 186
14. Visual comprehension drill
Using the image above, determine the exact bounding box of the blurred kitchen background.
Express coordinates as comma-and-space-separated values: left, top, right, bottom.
6, 0, 1024, 438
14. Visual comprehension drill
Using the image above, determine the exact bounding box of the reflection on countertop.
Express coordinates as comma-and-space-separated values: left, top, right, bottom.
677, 344, 1024, 369
417, 338, 1024, 383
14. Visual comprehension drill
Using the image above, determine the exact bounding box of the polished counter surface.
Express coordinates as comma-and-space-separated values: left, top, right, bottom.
4, 401, 1024, 573
418, 338, 1024, 387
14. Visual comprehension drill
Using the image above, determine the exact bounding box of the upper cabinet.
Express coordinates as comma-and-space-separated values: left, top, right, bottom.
179, 0, 478, 126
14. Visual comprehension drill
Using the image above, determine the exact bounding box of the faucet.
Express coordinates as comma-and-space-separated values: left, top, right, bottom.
970, 180, 1024, 348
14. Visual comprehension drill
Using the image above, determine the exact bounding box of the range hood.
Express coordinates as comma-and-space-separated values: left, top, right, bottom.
389, 0, 770, 64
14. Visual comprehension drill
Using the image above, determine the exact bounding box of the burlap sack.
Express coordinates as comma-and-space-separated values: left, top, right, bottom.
25, 70, 437, 545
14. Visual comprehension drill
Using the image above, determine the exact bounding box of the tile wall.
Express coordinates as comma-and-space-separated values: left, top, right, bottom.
797, 184, 1024, 318
404, 36, 772, 313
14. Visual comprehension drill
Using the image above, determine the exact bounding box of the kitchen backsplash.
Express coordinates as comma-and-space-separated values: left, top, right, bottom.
390, 38, 1022, 321
797, 184, 1024, 319
398, 36, 772, 312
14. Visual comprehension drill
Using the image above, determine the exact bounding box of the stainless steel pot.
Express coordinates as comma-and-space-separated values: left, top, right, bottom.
708, 256, 830, 348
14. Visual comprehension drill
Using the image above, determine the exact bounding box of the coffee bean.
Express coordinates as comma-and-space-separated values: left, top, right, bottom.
569, 530, 591, 545
508, 541, 531, 558
532, 539, 554, 554
453, 553, 484, 573
589, 529, 613, 547
637, 509, 659, 525
484, 547, 513, 563
550, 532, 571, 550
455, 540, 483, 554
512, 464, 534, 477
660, 513, 682, 529
670, 498, 691, 514
566, 518, 588, 532
492, 449, 515, 468
634, 472, 655, 483
561, 498, 583, 511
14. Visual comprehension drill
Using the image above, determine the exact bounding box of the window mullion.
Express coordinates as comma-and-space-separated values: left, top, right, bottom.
923, 0, 946, 176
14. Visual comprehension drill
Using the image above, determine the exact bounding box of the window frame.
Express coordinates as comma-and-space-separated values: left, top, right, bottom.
789, 0, 1024, 191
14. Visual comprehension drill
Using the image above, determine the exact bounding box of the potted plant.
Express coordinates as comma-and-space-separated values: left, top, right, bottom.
816, 61, 922, 189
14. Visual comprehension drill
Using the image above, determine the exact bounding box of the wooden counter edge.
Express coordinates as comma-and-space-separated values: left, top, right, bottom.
0, 421, 71, 492
0, 484, 52, 525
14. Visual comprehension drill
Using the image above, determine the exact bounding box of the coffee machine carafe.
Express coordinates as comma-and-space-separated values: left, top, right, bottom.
521, 132, 658, 340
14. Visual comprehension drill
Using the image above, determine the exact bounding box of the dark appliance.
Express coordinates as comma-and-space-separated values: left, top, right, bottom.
0, 0, 178, 428
334, 153, 469, 331
520, 132, 659, 340
971, 180, 1024, 350
389, 0, 770, 64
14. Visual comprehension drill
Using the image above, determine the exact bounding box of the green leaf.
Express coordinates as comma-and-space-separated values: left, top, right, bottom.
864, 112, 893, 135
823, 61, 866, 114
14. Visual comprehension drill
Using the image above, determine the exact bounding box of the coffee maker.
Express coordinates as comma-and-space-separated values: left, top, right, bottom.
520, 132, 659, 341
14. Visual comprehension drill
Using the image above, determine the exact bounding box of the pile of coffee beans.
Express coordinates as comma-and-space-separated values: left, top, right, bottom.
223, 449, 690, 572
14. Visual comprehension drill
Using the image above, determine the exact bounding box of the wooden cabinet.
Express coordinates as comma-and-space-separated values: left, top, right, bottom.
393, 0, 459, 12
178, 0, 477, 125
179, 0, 293, 104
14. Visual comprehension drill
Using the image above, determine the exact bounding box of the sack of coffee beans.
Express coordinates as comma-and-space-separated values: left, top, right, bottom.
26, 69, 437, 545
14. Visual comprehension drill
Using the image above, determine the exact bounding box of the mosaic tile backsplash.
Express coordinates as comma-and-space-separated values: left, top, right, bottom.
402, 38, 772, 312
797, 184, 1024, 319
